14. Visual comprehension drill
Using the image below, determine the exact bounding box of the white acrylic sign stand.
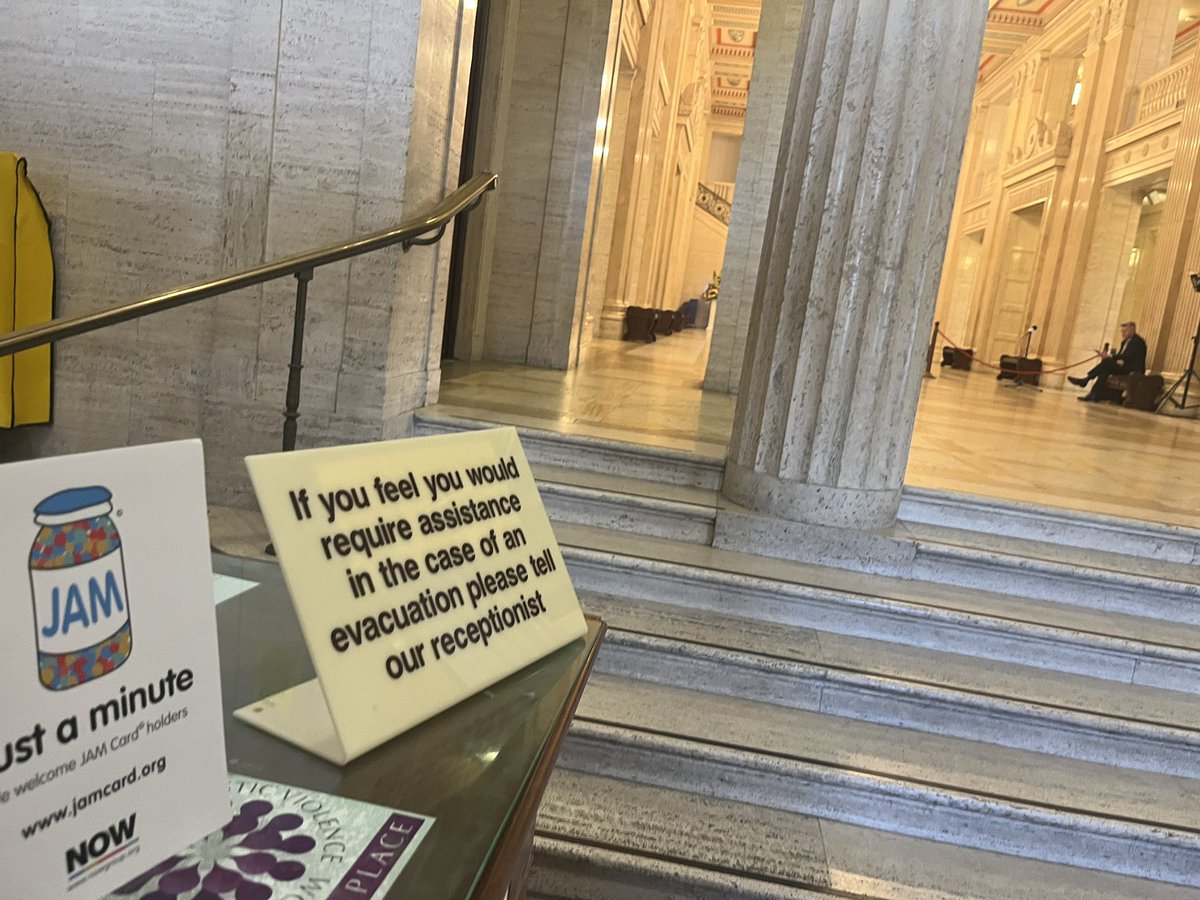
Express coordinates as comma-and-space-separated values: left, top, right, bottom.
240, 427, 587, 764
0, 440, 229, 899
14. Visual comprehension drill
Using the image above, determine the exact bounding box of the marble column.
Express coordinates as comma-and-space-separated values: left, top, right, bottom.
722, 0, 986, 531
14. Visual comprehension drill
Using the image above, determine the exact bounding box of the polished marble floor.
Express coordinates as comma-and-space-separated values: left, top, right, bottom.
439, 330, 1200, 529
440, 330, 734, 457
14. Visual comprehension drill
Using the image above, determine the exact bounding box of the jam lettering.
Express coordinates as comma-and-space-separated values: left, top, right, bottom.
41, 570, 125, 639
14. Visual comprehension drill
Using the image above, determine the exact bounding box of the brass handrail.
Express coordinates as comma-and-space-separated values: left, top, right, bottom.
0, 172, 497, 357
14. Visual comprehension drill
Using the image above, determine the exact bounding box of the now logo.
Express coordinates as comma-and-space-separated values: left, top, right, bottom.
66, 813, 137, 876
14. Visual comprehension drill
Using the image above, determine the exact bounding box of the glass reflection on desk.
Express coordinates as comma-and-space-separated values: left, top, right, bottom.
212, 553, 603, 899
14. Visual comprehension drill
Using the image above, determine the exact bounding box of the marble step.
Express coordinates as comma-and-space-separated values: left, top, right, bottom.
412, 410, 725, 489
416, 411, 1197, 613
581, 591, 1200, 730
519, 451, 1200, 624
532, 770, 1200, 899
531, 837, 831, 900
899, 486, 1200, 565
541, 483, 1200, 624
559, 529, 1200, 695
586, 603, 1200, 777
563, 677, 1200, 886
904, 518, 1200, 584
531, 464, 717, 543
717, 508, 1200, 624
907, 529, 1200, 625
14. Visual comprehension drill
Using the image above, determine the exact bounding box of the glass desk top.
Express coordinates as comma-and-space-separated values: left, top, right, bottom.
212, 552, 604, 900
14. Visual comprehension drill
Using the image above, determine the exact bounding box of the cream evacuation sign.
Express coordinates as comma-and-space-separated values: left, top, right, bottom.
0, 441, 229, 900
242, 427, 587, 763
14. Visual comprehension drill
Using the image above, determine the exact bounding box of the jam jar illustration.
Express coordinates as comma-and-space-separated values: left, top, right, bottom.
28, 486, 133, 690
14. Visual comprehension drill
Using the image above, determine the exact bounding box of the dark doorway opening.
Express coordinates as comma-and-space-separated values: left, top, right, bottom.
442, 0, 491, 360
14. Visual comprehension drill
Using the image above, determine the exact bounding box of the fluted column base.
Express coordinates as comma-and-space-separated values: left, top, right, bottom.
723, 461, 901, 531
713, 507, 917, 570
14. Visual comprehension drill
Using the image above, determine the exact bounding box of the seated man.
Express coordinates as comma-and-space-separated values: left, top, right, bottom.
1068, 321, 1147, 402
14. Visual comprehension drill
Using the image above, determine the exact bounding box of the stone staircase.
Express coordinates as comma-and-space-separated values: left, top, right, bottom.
413, 410, 1200, 898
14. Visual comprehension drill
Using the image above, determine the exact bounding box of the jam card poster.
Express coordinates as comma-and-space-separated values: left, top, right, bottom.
104, 775, 433, 900
0, 441, 228, 899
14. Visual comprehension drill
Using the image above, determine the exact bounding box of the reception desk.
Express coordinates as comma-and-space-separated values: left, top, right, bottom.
213, 553, 604, 899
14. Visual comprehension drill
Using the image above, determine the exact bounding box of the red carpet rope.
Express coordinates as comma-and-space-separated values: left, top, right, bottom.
936, 328, 1099, 376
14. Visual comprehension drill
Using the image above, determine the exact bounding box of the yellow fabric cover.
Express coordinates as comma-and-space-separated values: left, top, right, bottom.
0, 153, 54, 427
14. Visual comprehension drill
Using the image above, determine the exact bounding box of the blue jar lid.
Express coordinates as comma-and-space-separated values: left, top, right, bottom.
35, 486, 113, 516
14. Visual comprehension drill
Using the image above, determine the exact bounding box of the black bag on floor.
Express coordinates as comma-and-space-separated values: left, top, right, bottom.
997, 355, 1041, 386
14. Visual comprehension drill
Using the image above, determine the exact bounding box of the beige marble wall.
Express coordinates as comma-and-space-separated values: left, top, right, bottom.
625, 2, 687, 314
1144, 34, 1200, 373
0, 0, 474, 506
590, 0, 716, 332
596, 71, 636, 339
579, 57, 631, 356
1069, 188, 1141, 365
570, 0, 626, 363
940, 232, 985, 348
661, 13, 715, 315
682, 207, 728, 302
706, 133, 742, 183
601, 9, 667, 329
935, 0, 1194, 382
1033, 1, 1175, 368
703, 1, 806, 394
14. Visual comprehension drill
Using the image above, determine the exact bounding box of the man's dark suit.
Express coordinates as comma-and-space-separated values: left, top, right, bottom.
1083, 333, 1147, 396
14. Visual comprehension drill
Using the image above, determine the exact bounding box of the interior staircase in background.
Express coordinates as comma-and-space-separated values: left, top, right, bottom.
415, 408, 1200, 899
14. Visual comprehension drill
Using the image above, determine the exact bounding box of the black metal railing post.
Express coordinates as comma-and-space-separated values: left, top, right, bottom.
281, 268, 313, 453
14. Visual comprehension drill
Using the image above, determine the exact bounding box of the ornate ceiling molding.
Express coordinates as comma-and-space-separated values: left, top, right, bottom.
981, 0, 1069, 62
983, 10, 1044, 57
708, 2, 758, 123
710, 2, 760, 29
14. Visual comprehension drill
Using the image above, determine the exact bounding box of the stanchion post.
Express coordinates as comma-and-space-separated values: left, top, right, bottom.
925, 320, 939, 378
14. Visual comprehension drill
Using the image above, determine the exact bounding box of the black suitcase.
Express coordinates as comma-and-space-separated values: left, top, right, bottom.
997, 355, 1041, 386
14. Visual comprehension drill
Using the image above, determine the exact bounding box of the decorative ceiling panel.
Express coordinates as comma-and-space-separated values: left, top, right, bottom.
981, 0, 1061, 68
708, 0, 759, 122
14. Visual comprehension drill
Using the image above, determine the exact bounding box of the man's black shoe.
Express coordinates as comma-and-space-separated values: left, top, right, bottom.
1067, 376, 1088, 388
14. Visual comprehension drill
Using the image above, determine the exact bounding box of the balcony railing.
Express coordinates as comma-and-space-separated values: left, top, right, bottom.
696, 182, 732, 225
1136, 58, 1192, 125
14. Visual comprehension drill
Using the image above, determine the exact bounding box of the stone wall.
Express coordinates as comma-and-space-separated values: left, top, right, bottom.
474, 0, 618, 369
704, 1, 805, 394
0, 0, 474, 506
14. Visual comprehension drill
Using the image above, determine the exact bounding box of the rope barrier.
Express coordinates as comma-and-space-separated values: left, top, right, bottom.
935, 328, 1100, 376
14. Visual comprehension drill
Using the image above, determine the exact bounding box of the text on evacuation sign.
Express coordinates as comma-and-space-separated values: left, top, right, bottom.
240, 427, 587, 763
